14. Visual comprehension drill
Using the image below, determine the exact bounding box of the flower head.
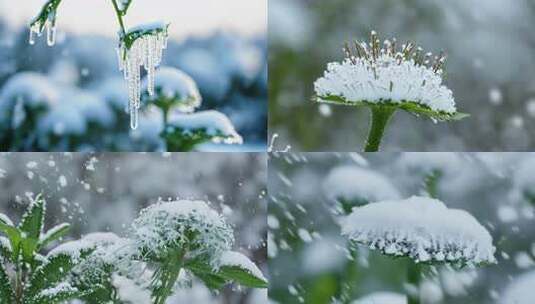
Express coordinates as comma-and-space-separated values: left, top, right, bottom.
131, 200, 234, 265
315, 31, 467, 121
341, 196, 496, 266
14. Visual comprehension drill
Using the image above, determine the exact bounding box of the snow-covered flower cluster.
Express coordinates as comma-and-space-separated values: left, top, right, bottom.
341, 196, 496, 266
131, 200, 234, 264
314, 31, 457, 115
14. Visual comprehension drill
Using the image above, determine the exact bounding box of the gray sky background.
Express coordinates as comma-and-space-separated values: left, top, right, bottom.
1, 0, 266, 39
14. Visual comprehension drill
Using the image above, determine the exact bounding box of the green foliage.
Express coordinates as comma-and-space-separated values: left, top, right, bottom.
162, 127, 223, 151
0, 263, 14, 303
30, 0, 61, 31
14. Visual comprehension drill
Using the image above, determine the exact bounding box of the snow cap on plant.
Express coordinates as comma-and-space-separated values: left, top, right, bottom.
315, 31, 466, 121
323, 165, 400, 209
142, 67, 202, 114
131, 199, 234, 264
341, 196, 496, 266
163, 110, 243, 151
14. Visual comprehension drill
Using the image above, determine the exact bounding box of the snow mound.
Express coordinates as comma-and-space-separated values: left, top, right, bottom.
167, 110, 243, 144
397, 153, 462, 175
142, 67, 202, 113
341, 196, 496, 266
38, 103, 86, 136
219, 251, 266, 281
0, 72, 59, 109
352, 291, 406, 304
132, 200, 234, 263
94, 77, 129, 111
323, 166, 400, 203
47, 239, 95, 262
62, 91, 114, 128
315, 35, 456, 113
501, 270, 535, 304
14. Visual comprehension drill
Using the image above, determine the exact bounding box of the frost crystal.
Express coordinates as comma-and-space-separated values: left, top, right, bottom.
315, 32, 456, 114
341, 196, 496, 266
117, 22, 169, 129
131, 200, 234, 264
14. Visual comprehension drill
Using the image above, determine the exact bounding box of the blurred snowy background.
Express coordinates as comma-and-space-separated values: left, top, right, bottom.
0, 152, 267, 303
269, 152, 535, 303
269, 0, 535, 151
0, 0, 267, 151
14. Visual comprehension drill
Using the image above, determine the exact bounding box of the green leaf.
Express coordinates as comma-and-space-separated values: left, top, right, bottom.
19, 194, 46, 240
37, 223, 70, 250
30, 0, 62, 32
31, 284, 87, 304
316, 95, 469, 122
0, 262, 14, 302
217, 265, 268, 288
0, 218, 21, 262
185, 260, 228, 290
25, 248, 92, 298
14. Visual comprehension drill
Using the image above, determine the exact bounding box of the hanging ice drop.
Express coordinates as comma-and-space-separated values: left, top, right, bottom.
46, 22, 56, 46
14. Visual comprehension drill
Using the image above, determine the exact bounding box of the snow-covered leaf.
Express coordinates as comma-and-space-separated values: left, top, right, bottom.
37, 223, 70, 250
217, 251, 268, 288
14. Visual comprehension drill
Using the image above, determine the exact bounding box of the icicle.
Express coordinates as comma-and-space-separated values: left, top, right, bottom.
46, 22, 56, 46
29, 28, 36, 45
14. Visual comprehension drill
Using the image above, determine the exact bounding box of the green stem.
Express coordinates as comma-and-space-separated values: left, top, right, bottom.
110, 0, 127, 36
364, 107, 395, 152
407, 261, 421, 304
424, 170, 442, 199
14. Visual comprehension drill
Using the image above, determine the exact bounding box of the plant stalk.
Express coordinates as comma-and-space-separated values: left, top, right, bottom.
364, 107, 395, 152
407, 261, 421, 304
110, 0, 127, 36
424, 170, 442, 199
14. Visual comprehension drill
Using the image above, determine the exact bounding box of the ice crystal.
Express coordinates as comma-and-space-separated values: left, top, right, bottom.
341, 196, 496, 266
315, 31, 459, 117
131, 200, 234, 265
117, 22, 169, 129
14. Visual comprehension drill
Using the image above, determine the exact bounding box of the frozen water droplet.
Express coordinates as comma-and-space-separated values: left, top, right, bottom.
29, 29, 36, 45
46, 23, 56, 46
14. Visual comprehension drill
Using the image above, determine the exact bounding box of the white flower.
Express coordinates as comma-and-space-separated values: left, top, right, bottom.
341, 196, 496, 266
315, 32, 461, 119
131, 200, 234, 264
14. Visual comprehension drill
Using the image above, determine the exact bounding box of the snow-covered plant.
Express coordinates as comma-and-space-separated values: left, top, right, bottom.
130, 200, 267, 304
0, 194, 94, 303
341, 196, 496, 304
30, 0, 169, 130
322, 165, 400, 214
314, 31, 468, 151
0, 72, 59, 150
162, 111, 243, 151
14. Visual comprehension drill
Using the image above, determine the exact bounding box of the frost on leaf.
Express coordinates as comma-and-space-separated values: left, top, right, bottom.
29, 0, 61, 46
163, 110, 243, 151
218, 251, 268, 287
341, 196, 496, 267
131, 200, 234, 265
322, 165, 400, 213
142, 67, 202, 114
314, 31, 468, 122
117, 22, 169, 130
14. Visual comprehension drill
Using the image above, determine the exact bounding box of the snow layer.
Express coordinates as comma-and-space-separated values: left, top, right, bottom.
219, 250, 266, 281
501, 270, 535, 304
167, 110, 243, 144
38, 103, 86, 136
315, 57, 456, 113
341, 196, 496, 265
322, 166, 400, 203
132, 200, 234, 263
352, 291, 406, 304
142, 67, 201, 113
